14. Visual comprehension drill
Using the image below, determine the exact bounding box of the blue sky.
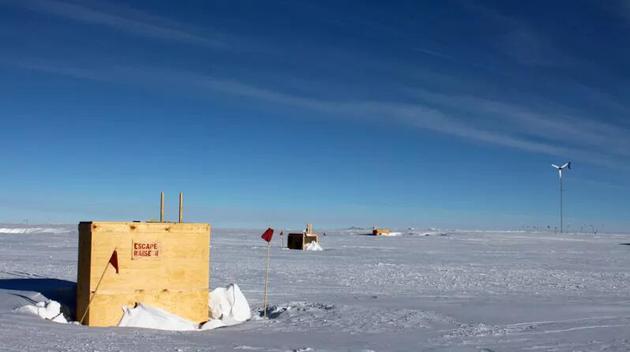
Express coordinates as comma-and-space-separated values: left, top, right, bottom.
1, 0, 629, 231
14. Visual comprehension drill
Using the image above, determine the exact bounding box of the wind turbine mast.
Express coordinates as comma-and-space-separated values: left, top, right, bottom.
551, 162, 571, 233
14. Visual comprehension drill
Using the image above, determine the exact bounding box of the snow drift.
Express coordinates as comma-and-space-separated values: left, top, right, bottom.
15, 301, 67, 323
304, 242, 323, 251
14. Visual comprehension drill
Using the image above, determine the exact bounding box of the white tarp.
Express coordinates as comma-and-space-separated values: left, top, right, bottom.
204, 283, 251, 329
118, 283, 251, 331
118, 304, 198, 330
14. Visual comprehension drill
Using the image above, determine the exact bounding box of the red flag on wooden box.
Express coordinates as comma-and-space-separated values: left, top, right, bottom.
108, 249, 119, 274
261, 228, 274, 243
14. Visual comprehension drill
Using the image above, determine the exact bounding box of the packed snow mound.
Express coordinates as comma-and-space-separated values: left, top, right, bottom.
118, 283, 251, 331
15, 300, 67, 323
0, 227, 72, 234
304, 241, 323, 251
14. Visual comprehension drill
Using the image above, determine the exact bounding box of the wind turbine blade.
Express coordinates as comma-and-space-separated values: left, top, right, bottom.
552, 164, 559, 169
561, 162, 569, 169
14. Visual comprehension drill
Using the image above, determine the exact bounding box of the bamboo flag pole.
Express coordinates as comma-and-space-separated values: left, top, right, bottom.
79, 248, 118, 324
263, 241, 271, 318
260, 228, 273, 318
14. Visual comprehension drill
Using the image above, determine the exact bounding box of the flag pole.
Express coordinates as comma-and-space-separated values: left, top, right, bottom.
79, 248, 118, 325
263, 241, 271, 318
79, 259, 110, 324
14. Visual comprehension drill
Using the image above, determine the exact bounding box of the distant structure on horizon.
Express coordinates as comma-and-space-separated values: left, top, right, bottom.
551, 162, 571, 233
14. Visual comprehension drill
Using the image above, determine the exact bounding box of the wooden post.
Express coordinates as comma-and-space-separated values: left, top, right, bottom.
279, 231, 283, 248
160, 192, 164, 223
263, 241, 271, 318
178, 192, 183, 223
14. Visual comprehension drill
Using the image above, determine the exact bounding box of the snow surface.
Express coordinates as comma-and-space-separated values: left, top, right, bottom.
0, 226, 72, 234
1, 225, 630, 351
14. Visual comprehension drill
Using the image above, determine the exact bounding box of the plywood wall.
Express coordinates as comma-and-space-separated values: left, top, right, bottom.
76, 222, 211, 327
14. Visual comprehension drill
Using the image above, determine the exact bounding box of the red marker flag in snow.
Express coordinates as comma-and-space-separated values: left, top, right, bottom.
108, 249, 119, 274
261, 228, 274, 243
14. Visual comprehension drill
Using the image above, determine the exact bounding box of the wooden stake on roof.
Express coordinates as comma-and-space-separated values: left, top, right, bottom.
179, 192, 183, 223
160, 192, 165, 223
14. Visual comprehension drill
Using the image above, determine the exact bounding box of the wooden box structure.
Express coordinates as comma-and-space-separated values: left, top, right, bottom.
76, 221, 211, 327
287, 224, 319, 250
372, 228, 391, 236
287, 233, 319, 250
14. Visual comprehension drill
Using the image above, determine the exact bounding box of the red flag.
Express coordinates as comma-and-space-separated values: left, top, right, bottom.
108, 249, 119, 274
261, 228, 274, 243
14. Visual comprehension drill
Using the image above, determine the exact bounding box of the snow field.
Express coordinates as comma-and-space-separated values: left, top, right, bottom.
1, 226, 630, 351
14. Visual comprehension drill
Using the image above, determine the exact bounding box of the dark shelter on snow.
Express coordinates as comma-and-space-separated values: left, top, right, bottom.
287, 224, 320, 250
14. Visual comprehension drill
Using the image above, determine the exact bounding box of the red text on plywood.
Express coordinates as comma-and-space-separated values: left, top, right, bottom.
132, 241, 160, 259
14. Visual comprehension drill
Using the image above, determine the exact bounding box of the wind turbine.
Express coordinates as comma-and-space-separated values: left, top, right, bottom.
551, 162, 571, 233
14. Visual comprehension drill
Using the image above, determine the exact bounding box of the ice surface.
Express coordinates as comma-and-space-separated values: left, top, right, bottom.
1, 226, 630, 351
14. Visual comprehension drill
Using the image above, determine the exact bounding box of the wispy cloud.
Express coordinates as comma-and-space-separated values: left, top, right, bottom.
6, 59, 629, 169
3, 0, 225, 47
412, 89, 630, 158
412, 47, 456, 61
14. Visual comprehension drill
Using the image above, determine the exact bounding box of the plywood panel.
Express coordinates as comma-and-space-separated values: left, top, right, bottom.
76, 221, 211, 327
86, 289, 208, 327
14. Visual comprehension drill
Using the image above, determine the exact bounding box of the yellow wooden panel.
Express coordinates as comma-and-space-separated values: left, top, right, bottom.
76, 221, 211, 327
86, 289, 208, 327
90, 222, 209, 234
